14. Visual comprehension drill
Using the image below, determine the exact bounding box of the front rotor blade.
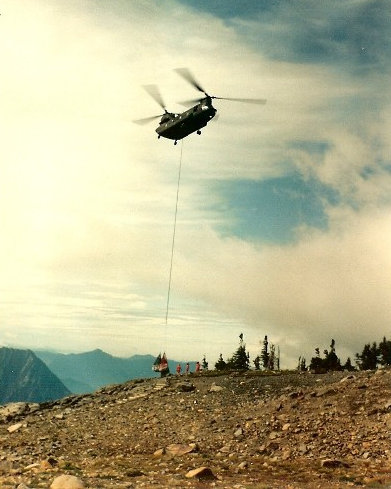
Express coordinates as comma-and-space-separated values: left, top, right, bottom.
143, 84, 166, 110
214, 96, 267, 105
178, 97, 204, 107
174, 68, 206, 94
133, 114, 161, 125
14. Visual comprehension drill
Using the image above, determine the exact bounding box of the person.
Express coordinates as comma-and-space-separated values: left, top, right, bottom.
185, 362, 190, 375
176, 363, 182, 375
195, 361, 201, 373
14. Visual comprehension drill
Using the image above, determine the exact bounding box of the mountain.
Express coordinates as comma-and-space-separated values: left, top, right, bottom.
35, 349, 198, 394
0, 347, 71, 404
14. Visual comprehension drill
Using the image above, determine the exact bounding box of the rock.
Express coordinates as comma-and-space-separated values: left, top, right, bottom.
40, 457, 58, 469
7, 422, 23, 433
50, 474, 85, 489
17, 484, 31, 489
23, 463, 40, 471
340, 375, 355, 383
176, 382, 195, 392
0, 402, 29, 421
153, 447, 166, 456
209, 383, 224, 392
321, 459, 350, 468
166, 443, 197, 456
1, 369, 391, 488
237, 461, 248, 470
185, 466, 216, 480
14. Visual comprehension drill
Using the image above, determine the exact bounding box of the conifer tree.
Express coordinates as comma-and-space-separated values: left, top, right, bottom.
298, 356, 307, 371
379, 337, 391, 366
253, 355, 261, 370
261, 335, 269, 369
268, 343, 275, 370
343, 357, 355, 371
309, 347, 323, 372
214, 353, 227, 371
202, 355, 209, 370
356, 342, 378, 370
226, 334, 250, 370
324, 339, 341, 371
309, 339, 342, 372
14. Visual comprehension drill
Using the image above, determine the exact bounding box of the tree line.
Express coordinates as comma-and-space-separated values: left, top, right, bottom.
213, 335, 391, 373
300, 337, 391, 372
215, 334, 280, 371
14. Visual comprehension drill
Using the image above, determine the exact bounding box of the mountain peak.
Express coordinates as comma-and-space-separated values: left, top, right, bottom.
0, 347, 70, 403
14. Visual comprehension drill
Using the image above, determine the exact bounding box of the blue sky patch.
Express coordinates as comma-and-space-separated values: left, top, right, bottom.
181, 0, 391, 74
179, 0, 280, 19
211, 173, 339, 244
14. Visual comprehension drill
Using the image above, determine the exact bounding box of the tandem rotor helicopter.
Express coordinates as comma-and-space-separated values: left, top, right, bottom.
134, 68, 267, 145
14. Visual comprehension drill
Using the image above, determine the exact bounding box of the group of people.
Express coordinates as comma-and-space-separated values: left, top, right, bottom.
175, 361, 202, 375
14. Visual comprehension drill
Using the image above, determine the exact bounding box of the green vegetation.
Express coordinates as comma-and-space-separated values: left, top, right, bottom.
213, 332, 391, 375
214, 333, 280, 372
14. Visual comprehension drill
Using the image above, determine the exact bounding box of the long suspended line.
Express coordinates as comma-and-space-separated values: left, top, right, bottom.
165, 139, 184, 325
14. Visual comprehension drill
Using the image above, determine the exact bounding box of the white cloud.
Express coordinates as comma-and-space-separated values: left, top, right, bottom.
1, 0, 390, 368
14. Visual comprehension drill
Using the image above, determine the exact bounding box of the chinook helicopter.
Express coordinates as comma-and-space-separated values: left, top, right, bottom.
134, 68, 267, 145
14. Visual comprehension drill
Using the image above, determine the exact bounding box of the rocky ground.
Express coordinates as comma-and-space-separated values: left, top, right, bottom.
1, 368, 391, 488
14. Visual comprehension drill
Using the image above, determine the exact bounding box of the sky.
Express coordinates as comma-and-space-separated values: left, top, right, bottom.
1, 0, 391, 369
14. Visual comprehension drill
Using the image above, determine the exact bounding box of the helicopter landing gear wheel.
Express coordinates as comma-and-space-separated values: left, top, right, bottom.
197, 130, 201, 135
174, 140, 178, 145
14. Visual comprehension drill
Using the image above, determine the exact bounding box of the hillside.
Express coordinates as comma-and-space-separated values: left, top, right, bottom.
0, 347, 70, 404
1, 368, 391, 488
35, 349, 198, 393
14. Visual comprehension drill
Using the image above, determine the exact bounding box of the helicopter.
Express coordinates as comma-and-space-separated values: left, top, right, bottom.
134, 68, 267, 145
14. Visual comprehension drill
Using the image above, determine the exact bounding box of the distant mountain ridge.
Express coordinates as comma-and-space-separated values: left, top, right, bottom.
35, 349, 197, 394
0, 347, 71, 404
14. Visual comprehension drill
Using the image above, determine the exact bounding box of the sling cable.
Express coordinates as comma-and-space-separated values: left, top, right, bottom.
152, 140, 184, 376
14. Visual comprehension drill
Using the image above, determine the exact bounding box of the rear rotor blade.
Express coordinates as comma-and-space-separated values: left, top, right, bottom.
143, 84, 166, 110
214, 96, 267, 105
133, 114, 162, 125
174, 67, 206, 94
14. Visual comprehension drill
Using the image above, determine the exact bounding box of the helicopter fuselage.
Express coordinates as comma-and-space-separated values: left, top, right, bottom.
156, 98, 216, 142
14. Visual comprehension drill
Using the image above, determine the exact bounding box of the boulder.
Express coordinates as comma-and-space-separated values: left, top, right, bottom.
176, 382, 195, 392
209, 383, 224, 393
50, 474, 85, 489
321, 459, 350, 469
185, 466, 216, 480
7, 422, 23, 433
166, 443, 197, 456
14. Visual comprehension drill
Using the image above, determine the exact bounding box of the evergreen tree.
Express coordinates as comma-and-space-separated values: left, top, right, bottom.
297, 356, 302, 371
227, 345, 250, 370
309, 340, 342, 372
379, 337, 391, 366
253, 355, 261, 370
226, 334, 250, 370
356, 342, 378, 370
214, 353, 227, 371
298, 356, 307, 371
323, 339, 342, 371
261, 335, 269, 369
343, 357, 355, 371
268, 343, 276, 370
202, 355, 209, 370
309, 347, 323, 372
